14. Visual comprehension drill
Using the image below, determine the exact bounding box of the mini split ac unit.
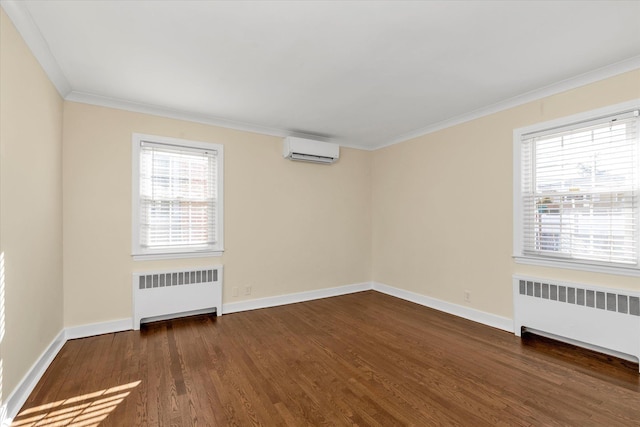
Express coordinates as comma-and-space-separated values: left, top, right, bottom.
283, 137, 339, 164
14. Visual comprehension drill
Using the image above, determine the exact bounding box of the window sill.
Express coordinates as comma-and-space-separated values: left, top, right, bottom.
513, 255, 640, 277
133, 250, 224, 261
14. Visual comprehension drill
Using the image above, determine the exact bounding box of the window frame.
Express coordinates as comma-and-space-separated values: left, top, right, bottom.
132, 133, 224, 261
513, 99, 640, 277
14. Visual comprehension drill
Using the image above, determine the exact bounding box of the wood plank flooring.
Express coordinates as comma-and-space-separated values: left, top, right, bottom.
13, 291, 640, 426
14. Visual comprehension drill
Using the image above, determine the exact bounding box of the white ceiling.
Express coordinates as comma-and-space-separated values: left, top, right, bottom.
4, 0, 640, 149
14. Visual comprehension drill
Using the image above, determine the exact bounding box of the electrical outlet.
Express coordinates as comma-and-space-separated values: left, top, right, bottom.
244, 286, 252, 296
232, 287, 239, 297
464, 290, 471, 303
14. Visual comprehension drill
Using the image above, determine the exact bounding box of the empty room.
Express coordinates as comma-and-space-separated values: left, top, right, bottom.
2, 0, 640, 425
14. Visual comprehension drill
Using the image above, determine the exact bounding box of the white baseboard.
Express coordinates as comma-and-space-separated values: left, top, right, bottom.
2, 329, 66, 427
1, 318, 133, 426
222, 282, 372, 314
373, 282, 513, 332
222, 282, 514, 334
2, 281, 514, 426
65, 318, 133, 340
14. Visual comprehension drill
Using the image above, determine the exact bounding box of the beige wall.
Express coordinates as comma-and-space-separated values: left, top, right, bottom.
372, 69, 640, 319
0, 9, 64, 399
62, 102, 372, 327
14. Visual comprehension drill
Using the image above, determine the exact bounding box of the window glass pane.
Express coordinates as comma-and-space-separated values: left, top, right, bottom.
521, 113, 639, 266
139, 144, 217, 250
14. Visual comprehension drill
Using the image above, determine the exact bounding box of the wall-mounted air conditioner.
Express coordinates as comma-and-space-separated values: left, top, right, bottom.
283, 137, 339, 164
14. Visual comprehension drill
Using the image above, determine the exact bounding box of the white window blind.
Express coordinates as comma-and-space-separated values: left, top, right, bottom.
520, 109, 639, 267
132, 134, 223, 259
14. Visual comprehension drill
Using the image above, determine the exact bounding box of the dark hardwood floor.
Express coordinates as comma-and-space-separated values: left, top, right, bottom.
13, 291, 640, 426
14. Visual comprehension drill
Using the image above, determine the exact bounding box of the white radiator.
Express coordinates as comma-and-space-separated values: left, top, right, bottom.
133, 266, 223, 330
513, 275, 640, 370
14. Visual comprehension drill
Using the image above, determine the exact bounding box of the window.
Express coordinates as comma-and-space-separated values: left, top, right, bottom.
514, 101, 640, 275
132, 133, 223, 260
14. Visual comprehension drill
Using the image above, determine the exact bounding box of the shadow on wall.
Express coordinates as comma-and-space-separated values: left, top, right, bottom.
1, 252, 5, 423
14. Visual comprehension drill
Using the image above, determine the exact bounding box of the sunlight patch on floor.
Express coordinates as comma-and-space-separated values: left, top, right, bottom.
11, 381, 140, 427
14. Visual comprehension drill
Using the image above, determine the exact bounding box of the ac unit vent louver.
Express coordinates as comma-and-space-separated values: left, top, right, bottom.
283, 137, 339, 164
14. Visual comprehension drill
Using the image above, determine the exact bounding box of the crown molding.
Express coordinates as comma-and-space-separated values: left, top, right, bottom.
1, 0, 71, 96
65, 91, 365, 149
64, 57, 640, 152
374, 55, 640, 150
0, 0, 364, 149
66, 91, 292, 138
3, 0, 637, 152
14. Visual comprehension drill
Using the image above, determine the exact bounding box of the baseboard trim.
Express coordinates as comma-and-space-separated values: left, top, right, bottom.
222, 282, 372, 314
372, 282, 513, 332
2, 329, 66, 427
2, 281, 514, 426
65, 318, 133, 340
